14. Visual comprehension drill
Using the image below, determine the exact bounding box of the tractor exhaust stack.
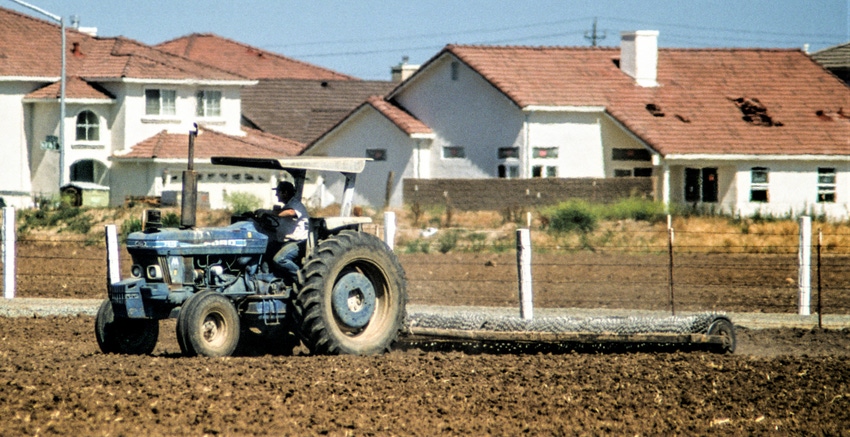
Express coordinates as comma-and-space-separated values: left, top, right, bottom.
180, 124, 198, 229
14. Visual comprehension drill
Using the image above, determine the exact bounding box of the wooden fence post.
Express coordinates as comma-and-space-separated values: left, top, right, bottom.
516, 228, 533, 320
667, 214, 675, 316
383, 211, 396, 251
798, 216, 811, 316
105, 224, 121, 286
2, 207, 15, 299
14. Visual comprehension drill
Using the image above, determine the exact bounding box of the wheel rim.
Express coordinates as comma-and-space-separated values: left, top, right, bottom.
331, 269, 377, 331
201, 311, 229, 348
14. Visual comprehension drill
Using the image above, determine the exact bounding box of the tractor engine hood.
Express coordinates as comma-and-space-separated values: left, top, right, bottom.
126, 221, 268, 257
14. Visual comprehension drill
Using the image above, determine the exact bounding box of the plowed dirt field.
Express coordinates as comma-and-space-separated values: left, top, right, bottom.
1, 244, 849, 435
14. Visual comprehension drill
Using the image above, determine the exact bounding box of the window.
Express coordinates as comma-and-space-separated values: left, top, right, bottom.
366, 149, 387, 161
685, 167, 718, 202
532, 165, 557, 178
818, 167, 836, 203
750, 167, 769, 202
196, 90, 221, 117
612, 148, 652, 161
145, 89, 176, 115
498, 164, 519, 179
614, 169, 632, 177
532, 147, 559, 159
70, 159, 105, 183
442, 146, 465, 158
450, 61, 459, 81
633, 168, 653, 177
75, 110, 99, 141
498, 147, 519, 159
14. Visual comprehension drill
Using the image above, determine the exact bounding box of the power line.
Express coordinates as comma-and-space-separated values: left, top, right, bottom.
266, 16, 593, 50
584, 17, 606, 47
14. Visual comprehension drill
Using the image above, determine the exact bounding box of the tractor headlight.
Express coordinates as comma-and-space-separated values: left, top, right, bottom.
147, 265, 163, 280
130, 265, 143, 278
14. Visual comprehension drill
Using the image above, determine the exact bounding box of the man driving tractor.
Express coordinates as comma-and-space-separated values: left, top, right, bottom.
267, 181, 309, 282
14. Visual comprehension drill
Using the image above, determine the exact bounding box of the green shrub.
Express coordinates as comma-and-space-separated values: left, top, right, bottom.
437, 230, 459, 253
63, 213, 93, 234
121, 217, 142, 240
224, 191, 263, 215
546, 200, 597, 234
403, 239, 431, 254
162, 212, 181, 227
603, 198, 667, 223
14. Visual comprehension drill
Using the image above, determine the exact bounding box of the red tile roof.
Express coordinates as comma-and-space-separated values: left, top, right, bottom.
0, 7, 248, 82
365, 96, 432, 135
116, 126, 305, 160
305, 96, 431, 151
436, 45, 850, 156
24, 76, 115, 100
156, 33, 354, 80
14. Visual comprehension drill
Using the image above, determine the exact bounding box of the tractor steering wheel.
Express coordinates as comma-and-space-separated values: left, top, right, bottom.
253, 209, 280, 229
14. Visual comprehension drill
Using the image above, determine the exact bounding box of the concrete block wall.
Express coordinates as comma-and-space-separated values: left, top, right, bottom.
402, 178, 655, 211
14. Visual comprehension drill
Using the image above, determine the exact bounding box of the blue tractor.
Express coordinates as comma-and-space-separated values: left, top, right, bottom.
95, 152, 406, 357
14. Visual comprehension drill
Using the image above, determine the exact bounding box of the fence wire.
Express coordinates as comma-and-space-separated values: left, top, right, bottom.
1, 228, 848, 314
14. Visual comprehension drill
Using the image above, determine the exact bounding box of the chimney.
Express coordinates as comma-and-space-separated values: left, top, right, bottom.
620, 30, 659, 87
69, 15, 97, 36
391, 56, 419, 82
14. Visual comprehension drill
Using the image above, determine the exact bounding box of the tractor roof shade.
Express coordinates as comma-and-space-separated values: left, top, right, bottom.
211, 156, 371, 174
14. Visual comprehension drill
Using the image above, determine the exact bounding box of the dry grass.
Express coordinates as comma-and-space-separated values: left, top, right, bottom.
13, 205, 850, 254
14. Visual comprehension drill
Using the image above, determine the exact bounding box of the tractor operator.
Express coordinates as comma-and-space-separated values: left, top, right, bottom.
268, 181, 309, 282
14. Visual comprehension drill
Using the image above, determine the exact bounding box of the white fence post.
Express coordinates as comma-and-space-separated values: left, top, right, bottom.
105, 224, 121, 286
2, 207, 16, 299
383, 211, 396, 251
516, 228, 533, 320
798, 215, 811, 316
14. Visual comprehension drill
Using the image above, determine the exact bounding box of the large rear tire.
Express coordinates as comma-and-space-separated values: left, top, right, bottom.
176, 292, 240, 357
94, 299, 159, 355
296, 230, 407, 355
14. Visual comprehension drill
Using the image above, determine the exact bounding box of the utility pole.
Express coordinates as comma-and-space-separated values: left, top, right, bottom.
584, 17, 606, 47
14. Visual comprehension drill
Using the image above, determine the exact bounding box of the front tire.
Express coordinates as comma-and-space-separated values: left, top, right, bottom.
176, 292, 240, 357
94, 299, 159, 355
296, 230, 407, 355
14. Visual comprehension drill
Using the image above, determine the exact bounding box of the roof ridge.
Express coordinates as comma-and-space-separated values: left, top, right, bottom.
159, 33, 355, 80
200, 125, 303, 154
108, 37, 251, 80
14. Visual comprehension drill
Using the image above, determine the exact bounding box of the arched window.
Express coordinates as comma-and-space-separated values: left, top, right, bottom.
70, 159, 107, 184
75, 110, 99, 141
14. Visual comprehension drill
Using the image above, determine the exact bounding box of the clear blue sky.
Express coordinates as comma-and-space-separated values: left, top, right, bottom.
6, 0, 849, 80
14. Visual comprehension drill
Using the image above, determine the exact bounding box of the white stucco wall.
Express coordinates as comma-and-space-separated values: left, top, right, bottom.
394, 55, 524, 179
111, 160, 282, 210
730, 160, 850, 219
0, 82, 38, 207
121, 83, 245, 150
304, 106, 418, 208
526, 111, 606, 177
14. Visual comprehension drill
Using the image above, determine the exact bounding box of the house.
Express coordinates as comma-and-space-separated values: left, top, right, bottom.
155, 33, 397, 144
304, 31, 850, 219
0, 8, 307, 209
811, 41, 850, 85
